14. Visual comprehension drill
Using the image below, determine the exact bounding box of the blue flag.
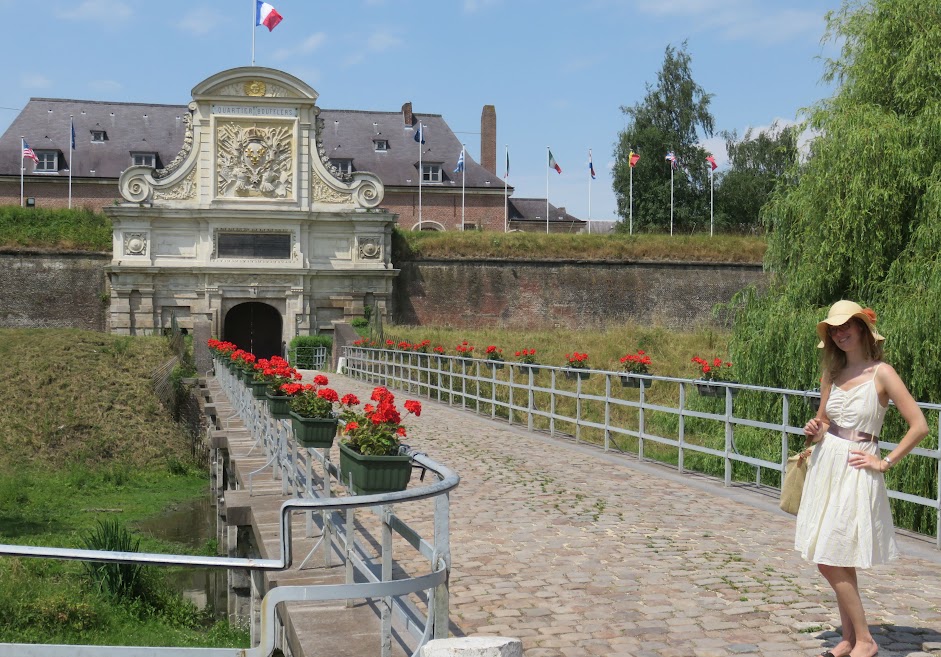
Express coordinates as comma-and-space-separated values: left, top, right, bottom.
454, 149, 464, 174
70, 120, 76, 150
414, 122, 425, 144
589, 149, 596, 179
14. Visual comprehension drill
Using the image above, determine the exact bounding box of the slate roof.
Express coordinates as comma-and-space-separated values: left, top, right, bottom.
509, 198, 586, 225
0, 98, 509, 191
0, 98, 189, 178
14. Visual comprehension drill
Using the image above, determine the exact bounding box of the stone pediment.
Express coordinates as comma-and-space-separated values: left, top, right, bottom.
117, 67, 382, 210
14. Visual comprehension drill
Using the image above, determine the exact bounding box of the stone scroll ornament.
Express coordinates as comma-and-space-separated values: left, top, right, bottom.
216, 123, 294, 199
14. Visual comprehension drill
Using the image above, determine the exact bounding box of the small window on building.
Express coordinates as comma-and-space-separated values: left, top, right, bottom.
374, 139, 389, 152
132, 153, 156, 167
330, 159, 353, 175
422, 163, 442, 183
35, 151, 58, 172
91, 130, 107, 142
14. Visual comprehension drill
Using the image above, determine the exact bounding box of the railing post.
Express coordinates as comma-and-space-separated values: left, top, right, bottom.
638, 378, 646, 458
604, 374, 611, 451
433, 491, 451, 640
678, 382, 685, 472
549, 370, 557, 437
575, 375, 582, 444
527, 369, 535, 431
380, 504, 393, 657
724, 385, 733, 487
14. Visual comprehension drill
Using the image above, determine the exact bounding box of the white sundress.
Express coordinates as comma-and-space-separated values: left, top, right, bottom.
794, 364, 900, 568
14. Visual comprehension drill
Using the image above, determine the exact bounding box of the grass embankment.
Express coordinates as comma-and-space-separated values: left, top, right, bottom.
0, 329, 246, 647
0, 207, 111, 252
393, 229, 766, 263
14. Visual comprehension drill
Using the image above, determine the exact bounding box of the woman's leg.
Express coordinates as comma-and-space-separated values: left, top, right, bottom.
818, 565, 878, 657
817, 564, 856, 656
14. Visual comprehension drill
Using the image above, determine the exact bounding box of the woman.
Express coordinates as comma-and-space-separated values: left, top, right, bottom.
797, 300, 928, 657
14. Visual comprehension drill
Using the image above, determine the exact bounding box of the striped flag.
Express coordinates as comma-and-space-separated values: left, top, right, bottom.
22, 140, 39, 163
548, 149, 562, 174
665, 151, 678, 170
255, 1, 283, 31
589, 149, 596, 179
629, 150, 640, 168
706, 155, 717, 171
454, 148, 465, 174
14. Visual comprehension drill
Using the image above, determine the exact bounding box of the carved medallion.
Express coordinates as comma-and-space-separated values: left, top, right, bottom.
216, 122, 294, 199
124, 232, 148, 256
244, 80, 266, 97
358, 237, 382, 260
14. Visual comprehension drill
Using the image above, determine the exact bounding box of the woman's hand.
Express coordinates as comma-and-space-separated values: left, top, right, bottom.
804, 418, 823, 439
848, 450, 884, 472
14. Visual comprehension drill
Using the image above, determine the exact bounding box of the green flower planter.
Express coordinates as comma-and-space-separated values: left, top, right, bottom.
265, 392, 292, 420
486, 361, 505, 370
620, 374, 645, 388
240, 369, 254, 384
249, 379, 268, 399
289, 413, 338, 449
564, 368, 591, 381
695, 381, 739, 398
338, 443, 412, 496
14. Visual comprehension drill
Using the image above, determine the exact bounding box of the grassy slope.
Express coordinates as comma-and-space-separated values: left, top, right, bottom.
0, 207, 111, 251
0, 329, 246, 647
393, 229, 766, 263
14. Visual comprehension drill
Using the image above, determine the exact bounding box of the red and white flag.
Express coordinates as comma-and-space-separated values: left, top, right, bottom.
706, 155, 718, 171
255, 1, 283, 31
22, 139, 39, 163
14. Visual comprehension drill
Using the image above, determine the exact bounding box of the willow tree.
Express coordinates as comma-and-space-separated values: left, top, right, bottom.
729, 0, 941, 534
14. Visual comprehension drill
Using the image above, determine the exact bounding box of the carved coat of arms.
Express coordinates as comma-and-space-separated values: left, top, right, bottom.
216, 123, 294, 199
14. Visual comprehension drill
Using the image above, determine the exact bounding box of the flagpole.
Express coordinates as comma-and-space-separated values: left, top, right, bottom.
503, 145, 508, 233
629, 163, 633, 236
710, 165, 714, 237
670, 166, 674, 236
20, 137, 24, 208
588, 148, 592, 235
68, 115, 73, 209
418, 122, 423, 231
461, 144, 465, 231
251, 0, 256, 65
546, 147, 550, 235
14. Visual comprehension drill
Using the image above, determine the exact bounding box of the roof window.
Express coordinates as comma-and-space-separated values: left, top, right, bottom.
91, 130, 107, 143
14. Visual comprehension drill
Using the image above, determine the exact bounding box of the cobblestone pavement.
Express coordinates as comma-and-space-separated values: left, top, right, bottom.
332, 374, 941, 657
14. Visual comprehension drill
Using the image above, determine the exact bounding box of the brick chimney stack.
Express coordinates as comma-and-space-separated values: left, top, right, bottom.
481, 105, 496, 175
402, 102, 413, 127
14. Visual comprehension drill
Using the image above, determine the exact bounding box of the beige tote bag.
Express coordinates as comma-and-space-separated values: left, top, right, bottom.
780, 446, 814, 515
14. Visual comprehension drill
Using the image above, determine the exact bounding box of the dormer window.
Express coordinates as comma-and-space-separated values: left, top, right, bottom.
422, 163, 442, 183
91, 130, 107, 142
374, 139, 389, 152
330, 159, 353, 175
132, 152, 156, 168
35, 151, 58, 172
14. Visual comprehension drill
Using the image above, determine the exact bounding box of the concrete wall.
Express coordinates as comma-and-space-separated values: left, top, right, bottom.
0, 250, 109, 330
392, 259, 766, 329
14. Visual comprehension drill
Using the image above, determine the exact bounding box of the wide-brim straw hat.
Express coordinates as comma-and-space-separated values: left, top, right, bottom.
816, 300, 885, 348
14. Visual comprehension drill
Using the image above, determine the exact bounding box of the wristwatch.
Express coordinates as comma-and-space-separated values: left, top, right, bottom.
883, 455, 894, 470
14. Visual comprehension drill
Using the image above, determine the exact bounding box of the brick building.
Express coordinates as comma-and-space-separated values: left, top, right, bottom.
0, 94, 584, 232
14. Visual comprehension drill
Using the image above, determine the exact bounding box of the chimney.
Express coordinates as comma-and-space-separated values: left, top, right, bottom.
481, 104, 496, 174
402, 102, 413, 127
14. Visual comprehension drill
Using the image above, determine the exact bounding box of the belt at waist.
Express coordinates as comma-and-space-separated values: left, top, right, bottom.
828, 422, 877, 443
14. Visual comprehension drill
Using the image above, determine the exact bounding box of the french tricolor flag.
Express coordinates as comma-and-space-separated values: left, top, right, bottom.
256, 1, 283, 31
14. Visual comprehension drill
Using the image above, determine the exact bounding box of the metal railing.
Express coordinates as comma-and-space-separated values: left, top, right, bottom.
343, 346, 941, 548
0, 359, 458, 657
286, 345, 329, 370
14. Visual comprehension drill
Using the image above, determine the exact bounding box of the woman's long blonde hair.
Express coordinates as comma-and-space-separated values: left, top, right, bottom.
821, 318, 885, 380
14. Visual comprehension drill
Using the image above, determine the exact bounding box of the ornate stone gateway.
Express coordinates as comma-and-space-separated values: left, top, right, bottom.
105, 67, 396, 345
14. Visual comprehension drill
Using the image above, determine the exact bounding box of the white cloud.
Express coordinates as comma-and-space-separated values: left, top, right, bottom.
636, 0, 823, 44
89, 79, 123, 93
273, 32, 328, 61
21, 73, 52, 89
464, 0, 501, 13
177, 7, 224, 36
367, 29, 403, 52
56, 0, 132, 22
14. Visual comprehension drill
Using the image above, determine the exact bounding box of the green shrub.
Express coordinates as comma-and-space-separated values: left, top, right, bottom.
81, 519, 149, 602
351, 317, 369, 329
288, 335, 332, 368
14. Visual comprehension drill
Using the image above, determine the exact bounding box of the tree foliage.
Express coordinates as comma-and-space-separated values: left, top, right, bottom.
612, 42, 715, 233
714, 123, 800, 232
728, 0, 941, 534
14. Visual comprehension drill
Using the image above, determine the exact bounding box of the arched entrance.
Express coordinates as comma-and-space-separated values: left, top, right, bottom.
223, 302, 283, 359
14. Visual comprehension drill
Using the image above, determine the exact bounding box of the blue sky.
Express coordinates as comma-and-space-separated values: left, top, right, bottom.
1, 0, 841, 223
